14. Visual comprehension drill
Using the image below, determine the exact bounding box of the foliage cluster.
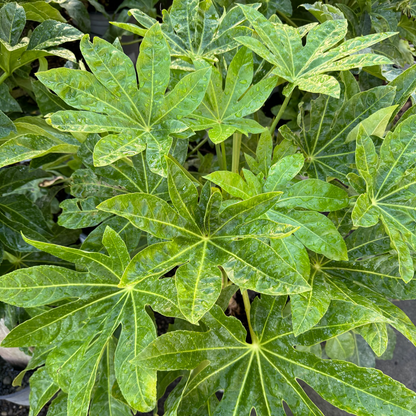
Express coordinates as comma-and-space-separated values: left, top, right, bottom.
0, 0, 416, 415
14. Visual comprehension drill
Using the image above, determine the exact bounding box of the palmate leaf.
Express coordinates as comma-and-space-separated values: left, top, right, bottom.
0, 3, 82, 83
291, 220, 416, 347
205, 131, 349, 260
185, 47, 277, 143
37, 24, 211, 176
135, 295, 416, 416
120, 0, 253, 67
0, 226, 183, 414
351, 115, 416, 282
98, 156, 310, 324
236, 5, 393, 97
288, 83, 397, 181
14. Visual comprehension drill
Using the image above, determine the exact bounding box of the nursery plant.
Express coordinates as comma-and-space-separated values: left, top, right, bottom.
0, 0, 416, 415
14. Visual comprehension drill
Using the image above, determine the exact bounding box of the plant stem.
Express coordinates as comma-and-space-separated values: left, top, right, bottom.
221, 141, 227, 170
215, 144, 225, 170
189, 136, 208, 155
269, 91, 292, 136
121, 38, 142, 46
231, 132, 242, 173
277, 11, 298, 27
242, 290, 258, 344
0, 72, 9, 86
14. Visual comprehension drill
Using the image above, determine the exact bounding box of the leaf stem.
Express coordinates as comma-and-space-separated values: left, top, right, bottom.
269, 91, 292, 136
277, 11, 298, 27
0, 72, 9, 86
221, 142, 227, 170
242, 290, 258, 344
189, 136, 209, 155
121, 38, 142, 46
215, 144, 225, 170
232, 132, 242, 173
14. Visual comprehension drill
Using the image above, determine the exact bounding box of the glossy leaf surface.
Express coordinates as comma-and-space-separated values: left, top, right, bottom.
0, 227, 183, 414
135, 296, 416, 415
98, 157, 310, 323
352, 115, 416, 282
186, 47, 277, 143
37, 25, 211, 176
236, 6, 393, 97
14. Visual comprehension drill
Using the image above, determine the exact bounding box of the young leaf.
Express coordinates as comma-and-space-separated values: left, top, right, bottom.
135, 296, 416, 415
37, 25, 211, 176
236, 5, 393, 97
186, 47, 277, 143
126, 0, 253, 66
206, 152, 349, 260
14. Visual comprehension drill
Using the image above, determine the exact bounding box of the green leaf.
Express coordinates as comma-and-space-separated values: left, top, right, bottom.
59, 134, 174, 230
325, 332, 355, 360
29, 367, 59, 416
389, 63, 416, 121
0, 110, 16, 139
127, 0, 253, 66
37, 27, 211, 176
0, 3, 26, 47
27, 20, 82, 51
301, 2, 345, 22
0, 227, 182, 414
352, 115, 416, 282
135, 296, 416, 415
98, 158, 310, 323
0, 84, 21, 113
186, 47, 276, 143
89, 339, 133, 415
275, 179, 349, 211
206, 153, 349, 260
32, 80, 74, 116
309, 224, 416, 346
204, 171, 254, 199
22, 2, 66, 23
294, 85, 396, 181
237, 6, 393, 97
0, 117, 80, 168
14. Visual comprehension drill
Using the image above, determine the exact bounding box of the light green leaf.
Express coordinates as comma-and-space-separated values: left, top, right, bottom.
352, 115, 416, 281
0, 228, 181, 413
187, 47, 276, 143
23, 2, 66, 23
301, 2, 345, 22
237, 6, 393, 97
326, 332, 355, 360
37, 25, 210, 176
29, 367, 59, 416
264, 154, 304, 192
135, 296, 416, 415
